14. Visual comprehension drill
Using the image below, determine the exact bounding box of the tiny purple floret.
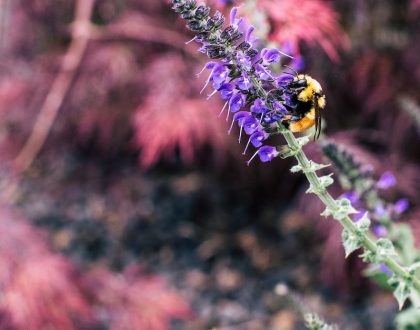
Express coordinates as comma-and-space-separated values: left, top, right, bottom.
254, 64, 271, 80
394, 198, 409, 214
261, 48, 282, 66
243, 116, 259, 135
236, 52, 252, 69
272, 100, 288, 114
250, 98, 268, 114
377, 172, 396, 189
373, 225, 388, 237
229, 92, 246, 112
236, 73, 253, 90
218, 83, 235, 100
258, 146, 279, 162
374, 202, 386, 217
211, 64, 229, 89
250, 130, 269, 147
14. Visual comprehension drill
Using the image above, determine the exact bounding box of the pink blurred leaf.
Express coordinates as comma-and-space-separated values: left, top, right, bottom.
89, 265, 192, 330
258, 0, 350, 61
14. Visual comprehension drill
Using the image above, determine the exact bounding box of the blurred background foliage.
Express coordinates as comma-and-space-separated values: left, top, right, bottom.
0, 0, 420, 329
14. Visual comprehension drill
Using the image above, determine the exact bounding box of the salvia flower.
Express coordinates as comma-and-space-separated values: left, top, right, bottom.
261, 48, 282, 65
229, 92, 246, 113
393, 198, 409, 214
171, 0, 302, 164
250, 98, 268, 114
373, 225, 388, 237
377, 171, 396, 189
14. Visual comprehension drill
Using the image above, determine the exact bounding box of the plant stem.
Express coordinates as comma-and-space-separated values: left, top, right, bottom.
281, 128, 420, 293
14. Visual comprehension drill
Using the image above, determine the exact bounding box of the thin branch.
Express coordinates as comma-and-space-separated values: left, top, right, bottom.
13, 0, 96, 174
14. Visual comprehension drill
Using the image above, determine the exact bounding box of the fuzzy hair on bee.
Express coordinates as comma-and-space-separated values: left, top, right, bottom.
283, 74, 326, 139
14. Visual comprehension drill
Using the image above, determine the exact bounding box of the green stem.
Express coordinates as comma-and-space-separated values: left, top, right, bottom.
281, 129, 420, 293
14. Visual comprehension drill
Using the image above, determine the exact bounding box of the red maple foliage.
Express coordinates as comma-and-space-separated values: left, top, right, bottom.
132, 53, 230, 168
0, 206, 95, 330
258, 0, 349, 61
0, 206, 191, 330
89, 266, 191, 330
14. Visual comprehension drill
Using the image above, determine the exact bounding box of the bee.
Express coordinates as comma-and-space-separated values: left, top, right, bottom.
283, 74, 326, 139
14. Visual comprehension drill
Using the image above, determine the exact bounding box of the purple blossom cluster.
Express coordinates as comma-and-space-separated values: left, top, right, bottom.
172, 0, 300, 164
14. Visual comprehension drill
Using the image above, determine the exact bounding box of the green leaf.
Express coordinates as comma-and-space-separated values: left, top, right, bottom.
319, 174, 334, 189
363, 266, 393, 289
356, 212, 371, 232
376, 238, 397, 260
388, 275, 412, 310
360, 249, 376, 263
394, 281, 411, 310
342, 228, 361, 258
291, 161, 330, 174
391, 223, 418, 264
324, 198, 359, 220
290, 164, 303, 173
306, 174, 334, 194
296, 136, 310, 147
395, 306, 420, 330
306, 161, 331, 172
408, 262, 420, 274
279, 145, 299, 159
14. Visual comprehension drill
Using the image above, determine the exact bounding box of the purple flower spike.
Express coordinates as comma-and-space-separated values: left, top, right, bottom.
250, 98, 268, 114
258, 146, 279, 162
377, 172, 396, 189
261, 48, 282, 66
229, 92, 246, 113
243, 116, 259, 135
394, 198, 409, 214
237, 73, 253, 90
373, 225, 388, 237
250, 130, 269, 147
218, 83, 234, 100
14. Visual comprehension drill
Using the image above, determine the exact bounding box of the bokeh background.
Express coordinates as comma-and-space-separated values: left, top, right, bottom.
1, 0, 420, 329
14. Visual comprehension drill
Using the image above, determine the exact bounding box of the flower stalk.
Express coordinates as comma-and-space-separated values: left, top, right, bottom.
281, 127, 420, 292
170, 0, 420, 308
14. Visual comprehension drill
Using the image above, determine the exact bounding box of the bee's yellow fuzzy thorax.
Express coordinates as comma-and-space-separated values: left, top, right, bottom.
296, 74, 323, 103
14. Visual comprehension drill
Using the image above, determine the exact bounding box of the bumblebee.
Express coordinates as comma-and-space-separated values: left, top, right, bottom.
283, 74, 326, 139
